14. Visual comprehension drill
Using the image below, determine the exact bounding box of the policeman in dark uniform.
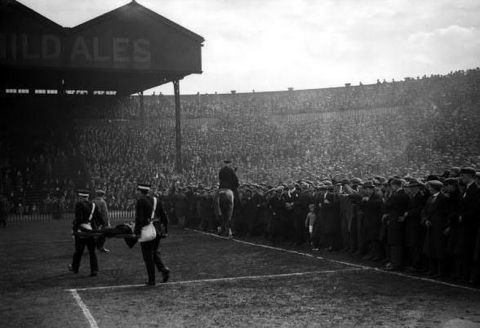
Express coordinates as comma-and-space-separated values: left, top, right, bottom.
69, 190, 101, 276
134, 183, 170, 286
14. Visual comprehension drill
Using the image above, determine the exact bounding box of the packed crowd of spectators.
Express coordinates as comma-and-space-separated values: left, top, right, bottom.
0, 97, 85, 216
160, 166, 480, 285
1, 68, 480, 215
142, 69, 479, 118
71, 69, 480, 211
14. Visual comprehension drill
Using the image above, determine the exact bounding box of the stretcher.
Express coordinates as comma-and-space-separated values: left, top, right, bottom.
73, 231, 138, 239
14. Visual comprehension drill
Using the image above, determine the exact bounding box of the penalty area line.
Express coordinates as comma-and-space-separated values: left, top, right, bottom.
69, 268, 363, 292
190, 229, 480, 293
70, 289, 99, 328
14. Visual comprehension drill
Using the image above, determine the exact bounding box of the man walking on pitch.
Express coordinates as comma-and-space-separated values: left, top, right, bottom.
134, 183, 170, 286
93, 189, 110, 253
69, 190, 101, 276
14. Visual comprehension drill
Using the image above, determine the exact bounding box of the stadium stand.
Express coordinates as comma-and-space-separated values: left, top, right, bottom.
2, 68, 480, 213
2, 67, 480, 284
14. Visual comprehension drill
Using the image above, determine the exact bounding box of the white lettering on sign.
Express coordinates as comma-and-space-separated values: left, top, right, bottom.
42, 34, 61, 59
70, 36, 92, 61
133, 39, 151, 63
22, 34, 39, 60
93, 37, 110, 62
113, 37, 129, 63
0, 33, 152, 66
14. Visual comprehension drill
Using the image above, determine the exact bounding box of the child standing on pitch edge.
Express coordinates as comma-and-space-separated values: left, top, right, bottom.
305, 203, 317, 250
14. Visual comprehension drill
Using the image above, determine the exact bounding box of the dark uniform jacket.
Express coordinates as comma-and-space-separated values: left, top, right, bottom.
134, 195, 168, 236
219, 166, 239, 191
73, 199, 103, 232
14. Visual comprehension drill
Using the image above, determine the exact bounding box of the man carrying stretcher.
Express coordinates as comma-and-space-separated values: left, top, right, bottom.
68, 185, 170, 286
68, 189, 137, 276
69, 189, 102, 276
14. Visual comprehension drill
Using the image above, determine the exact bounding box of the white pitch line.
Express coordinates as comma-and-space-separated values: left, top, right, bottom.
367, 267, 480, 293
70, 289, 99, 328
189, 229, 369, 270
70, 268, 363, 292
190, 229, 480, 293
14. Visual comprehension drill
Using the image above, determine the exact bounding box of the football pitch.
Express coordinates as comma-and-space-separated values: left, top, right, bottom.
1, 220, 480, 328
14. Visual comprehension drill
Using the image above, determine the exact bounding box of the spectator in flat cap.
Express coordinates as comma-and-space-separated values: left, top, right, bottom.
371, 179, 381, 187
351, 177, 363, 188
384, 177, 409, 271
318, 181, 340, 252
449, 167, 461, 178
268, 186, 284, 245
443, 178, 459, 187
341, 179, 350, 186
390, 178, 403, 187
376, 176, 387, 185
404, 180, 428, 272
426, 180, 443, 189
443, 176, 462, 275
337, 182, 355, 252
361, 181, 384, 261
425, 175, 439, 182
422, 178, 449, 278
457, 166, 480, 283
405, 179, 424, 188
460, 167, 476, 176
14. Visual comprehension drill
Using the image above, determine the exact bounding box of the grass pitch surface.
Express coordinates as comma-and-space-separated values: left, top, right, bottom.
1, 220, 480, 327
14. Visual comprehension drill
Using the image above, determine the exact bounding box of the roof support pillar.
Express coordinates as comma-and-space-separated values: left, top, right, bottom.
173, 79, 182, 173
140, 90, 145, 127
